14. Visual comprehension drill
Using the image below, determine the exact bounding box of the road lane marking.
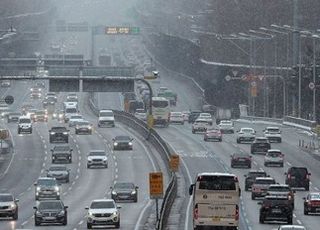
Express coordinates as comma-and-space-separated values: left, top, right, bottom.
286, 162, 292, 166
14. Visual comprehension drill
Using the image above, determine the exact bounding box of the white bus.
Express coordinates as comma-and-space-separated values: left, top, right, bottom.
151, 97, 170, 127
189, 172, 240, 230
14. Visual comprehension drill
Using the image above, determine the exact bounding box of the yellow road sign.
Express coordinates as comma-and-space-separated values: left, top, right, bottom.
0, 129, 9, 140
169, 154, 180, 172
149, 172, 163, 199
147, 114, 154, 129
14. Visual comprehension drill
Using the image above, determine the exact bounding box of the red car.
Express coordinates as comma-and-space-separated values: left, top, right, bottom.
204, 128, 222, 142
231, 152, 252, 168
304, 192, 320, 215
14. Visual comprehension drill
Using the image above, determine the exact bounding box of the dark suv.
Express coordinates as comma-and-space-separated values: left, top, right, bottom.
51, 145, 73, 163
244, 170, 268, 191
34, 200, 68, 226
285, 167, 311, 191
250, 137, 271, 154
259, 195, 293, 224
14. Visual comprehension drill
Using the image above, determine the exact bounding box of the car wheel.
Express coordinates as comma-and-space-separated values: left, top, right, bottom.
259, 216, 264, 224
87, 223, 92, 229
204, 138, 207, 142
245, 185, 249, 191
280, 163, 284, 167
13, 211, 18, 220
264, 162, 268, 166
278, 139, 282, 143
287, 216, 293, 224
87, 164, 90, 169
35, 219, 40, 226
304, 208, 308, 215
251, 193, 255, 200
305, 185, 310, 191
17, 129, 20, 134
231, 164, 234, 168
236, 139, 240, 143
69, 159, 72, 163
134, 196, 138, 203
192, 130, 195, 134
115, 221, 120, 229
219, 138, 222, 142
63, 216, 67, 225
66, 178, 70, 183
248, 164, 251, 169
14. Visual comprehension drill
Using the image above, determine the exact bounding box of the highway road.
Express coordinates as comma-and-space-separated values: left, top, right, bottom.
120, 40, 320, 230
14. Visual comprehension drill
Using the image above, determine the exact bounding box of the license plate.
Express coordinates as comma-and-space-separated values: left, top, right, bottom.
212, 217, 220, 221
272, 209, 281, 213
239, 159, 245, 161
316, 208, 320, 211
44, 217, 56, 220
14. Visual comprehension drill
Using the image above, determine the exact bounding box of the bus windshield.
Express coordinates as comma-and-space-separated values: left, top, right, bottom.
197, 175, 237, 190
152, 100, 169, 108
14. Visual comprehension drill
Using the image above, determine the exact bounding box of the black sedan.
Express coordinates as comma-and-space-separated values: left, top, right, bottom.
34, 200, 68, 226
230, 152, 252, 168
111, 182, 138, 202
113, 135, 133, 150
46, 165, 70, 183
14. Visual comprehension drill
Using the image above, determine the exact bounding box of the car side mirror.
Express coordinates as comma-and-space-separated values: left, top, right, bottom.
33, 206, 37, 210
244, 175, 247, 178
110, 186, 113, 189
308, 173, 311, 176
257, 201, 263, 205
85, 206, 89, 210
189, 184, 194, 196
293, 190, 296, 193
284, 172, 287, 175
50, 149, 53, 152
70, 149, 73, 152
15, 199, 19, 202
303, 197, 306, 200
117, 205, 122, 209
34, 183, 37, 186
135, 186, 139, 189
45, 169, 48, 172
131, 138, 134, 141
112, 138, 115, 141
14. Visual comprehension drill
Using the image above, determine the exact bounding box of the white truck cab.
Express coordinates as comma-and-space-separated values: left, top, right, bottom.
98, 109, 115, 127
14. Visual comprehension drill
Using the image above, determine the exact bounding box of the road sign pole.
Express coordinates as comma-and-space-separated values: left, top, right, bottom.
156, 198, 159, 221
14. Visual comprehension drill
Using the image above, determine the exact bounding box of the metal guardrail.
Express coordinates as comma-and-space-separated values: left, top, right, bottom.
88, 93, 177, 230
239, 115, 283, 124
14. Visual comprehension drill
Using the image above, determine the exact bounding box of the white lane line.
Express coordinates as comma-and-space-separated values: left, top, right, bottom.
75, 175, 79, 179
314, 187, 319, 191
76, 144, 79, 149
44, 156, 47, 161
21, 220, 28, 226
63, 192, 67, 196
44, 144, 47, 149
77, 168, 80, 173
68, 187, 72, 191
253, 161, 258, 166
72, 181, 76, 185
45, 151, 48, 155
42, 162, 45, 167
259, 167, 264, 171
297, 220, 302, 224
293, 213, 296, 218
78, 220, 83, 225
114, 161, 117, 167
310, 182, 313, 185
286, 162, 292, 166
115, 168, 118, 173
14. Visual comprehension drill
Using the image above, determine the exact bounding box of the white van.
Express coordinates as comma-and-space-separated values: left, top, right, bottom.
98, 109, 115, 127
63, 103, 78, 123
189, 172, 240, 230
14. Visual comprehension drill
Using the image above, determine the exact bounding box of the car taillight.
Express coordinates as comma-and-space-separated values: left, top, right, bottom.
246, 157, 251, 161
288, 174, 291, 179
194, 204, 199, 220
235, 205, 239, 220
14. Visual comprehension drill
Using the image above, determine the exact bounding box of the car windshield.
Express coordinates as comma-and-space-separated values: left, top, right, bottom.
39, 201, 63, 210
310, 193, 320, 199
100, 111, 113, 117
89, 151, 105, 156
114, 183, 134, 189
135, 109, 145, 113
207, 129, 219, 133
19, 118, 31, 123
268, 186, 290, 192
264, 198, 289, 205
242, 129, 254, 133
267, 128, 280, 133
35, 111, 45, 115
78, 121, 89, 126
289, 168, 308, 177
49, 166, 66, 171
195, 120, 208, 124
90, 201, 115, 209
255, 179, 275, 184
37, 179, 57, 186
255, 138, 268, 143
71, 115, 82, 119
0, 194, 13, 202
66, 108, 77, 113
170, 112, 182, 117
115, 136, 131, 141
267, 152, 281, 157
200, 113, 211, 118
54, 146, 70, 151
234, 153, 249, 158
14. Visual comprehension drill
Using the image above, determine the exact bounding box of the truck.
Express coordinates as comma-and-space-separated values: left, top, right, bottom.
157, 90, 177, 106
215, 108, 232, 124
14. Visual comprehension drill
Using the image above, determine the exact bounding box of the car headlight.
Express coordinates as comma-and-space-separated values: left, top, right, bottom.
36, 187, 41, 191
131, 190, 136, 194
88, 126, 92, 129
63, 132, 68, 135
57, 210, 65, 216
10, 203, 16, 209
129, 142, 133, 145
112, 191, 117, 195
35, 211, 42, 216
50, 132, 55, 135
53, 113, 57, 117
59, 114, 63, 118
54, 186, 59, 192
112, 211, 118, 217
113, 142, 118, 146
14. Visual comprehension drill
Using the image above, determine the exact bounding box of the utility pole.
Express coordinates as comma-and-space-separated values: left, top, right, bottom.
293, 0, 299, 66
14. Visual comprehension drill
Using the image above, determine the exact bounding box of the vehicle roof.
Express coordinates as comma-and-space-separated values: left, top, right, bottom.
269, 184, 289, 188
100, 109, 113, 112
255, 137, 268, 139
0, 193, 13, 196
266, 126, 280, 129
152, 96, 168, 101
19, 116, 31, 119
278, 226, 306, 230
197, 172, 236, 177
89, 150, 105, 153
256, 177, 275, 180
240, 127, 254, 130
38, 177, 56, 180
267, 149, 281, 152
91, 199, 115, 203
200, 113, 211, 116
195, 118, 209, 122
248, 170, 266, 173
